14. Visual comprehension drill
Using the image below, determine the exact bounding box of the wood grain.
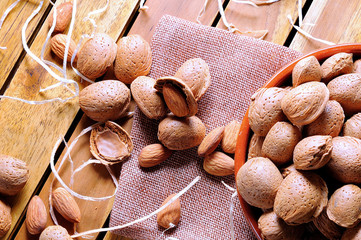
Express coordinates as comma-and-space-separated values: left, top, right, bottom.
290, 0, 361, 53
0, 0, 51, 88
0, 0, 139, 239
217, 0, 306, 45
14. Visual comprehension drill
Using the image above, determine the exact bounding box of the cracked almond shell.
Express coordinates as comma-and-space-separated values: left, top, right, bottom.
236, 157, 283, 209
79, 80, 130, 122
114, 34, 152, 84
293, 135, 333, 170
305, 100, 345, 137
321, 52, 353, 83
77, 33, 117, 80
327, 184, 361, 228
39, 225, 71, 240
248, 87, 288, 136
274, 171, 328, 225
281, 82, 329, 126
292, 56, 322, 87
158, 115, 206, 150
326, 136, 361, 184
130, 76, 167, 119
328, 73, 361, 115
247, 134, 264, 160
174, 58, 211, 101
0, 154, 29, 196
90, 121, 133, 164
0, 200, 11, 237
155, 76, 197, 117
343, 113, 361, 139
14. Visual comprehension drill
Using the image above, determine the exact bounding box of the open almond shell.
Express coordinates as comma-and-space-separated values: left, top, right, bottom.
90, 121, 133, 165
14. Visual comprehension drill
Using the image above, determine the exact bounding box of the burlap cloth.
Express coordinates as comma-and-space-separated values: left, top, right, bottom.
110, 15, 302, 240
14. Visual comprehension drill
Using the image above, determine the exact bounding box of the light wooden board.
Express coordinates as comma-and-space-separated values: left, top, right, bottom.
290, 0, 361, 53
0, 0, 139, 239
217, 0, 306, 45
0, 0, 51, 88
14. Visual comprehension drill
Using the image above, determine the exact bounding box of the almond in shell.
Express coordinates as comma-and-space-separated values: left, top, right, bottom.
157, 194, 181, 228
50, 34, 77, 62
130, 76, 167, 119
79, 80, 130, 122
90, 121, 133, 165
114, 34, 152, 84
26, 196, 47, 235
77, 33, 117, 80
221, 120, 241, 154
174, 58, 211, 101
247, 134, 264, 160
52, 187, 81, 223
203, 151, 234, 176
48, 2, 73, 33
138, 144, 172, 168
40, 225, 71, 240
343, 113, 361, 139
155, 77, 197, 117
198, 126, 224, 157
321, 52, 353, 83
0, 200, 11, 237
292, 56, 322, 87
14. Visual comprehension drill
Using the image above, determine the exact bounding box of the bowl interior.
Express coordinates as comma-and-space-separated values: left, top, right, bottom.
234, 43, 361, 240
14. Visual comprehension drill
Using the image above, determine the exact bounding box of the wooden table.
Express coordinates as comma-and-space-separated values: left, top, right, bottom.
0, 0, 360, 239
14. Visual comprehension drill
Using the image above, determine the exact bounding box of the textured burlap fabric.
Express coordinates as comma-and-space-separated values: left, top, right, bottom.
110, 15, 302, 239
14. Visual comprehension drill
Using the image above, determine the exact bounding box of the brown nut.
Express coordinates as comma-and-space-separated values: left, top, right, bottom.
293, 135, 333, 170
158, 115, 206, 150
114, 34, 152, 84
48, 2, 73, 33
157, 194, 181, 228
26, 196, 47, 235
327, 184, 361, 228
77, 33, 117, 79
262, 122, 302, 166
174, 58, 211, 101
343, 113, 361, 139
326, 136, 361, 184
328, 73, 361, 115
342, 222, 361, 240
292, 56, 322, 87
50, 34, 77, 62
313, 210, 343, 240
79, 80, 130, 122
321, 52, 353, 83
247, 134, 264, 160
236, 157, 283, 209
221, 120, 241, 154
274, 171, 328, 225
130, 76, 167, 119
52, 187, 81, 223
304, 100, 345, 137
90, 121, 133, 164
138, 144, 172, 168
0, 154, 29, 196
39, 225, 71, 240
354, 59, 361, 73
281, 82, 329, 126
155, 76, 197, 117
248, 87, 287, 136
281, 164, 297, 178
203, 151, 234, 176
258, 211, 305, 240
0, 200, 11, 237
198, 126, 224, 157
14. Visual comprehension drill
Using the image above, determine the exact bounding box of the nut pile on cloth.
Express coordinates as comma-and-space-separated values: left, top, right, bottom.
110, 15, 302, 239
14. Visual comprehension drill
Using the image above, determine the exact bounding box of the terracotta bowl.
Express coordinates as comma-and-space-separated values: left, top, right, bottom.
234, 43, 361, 239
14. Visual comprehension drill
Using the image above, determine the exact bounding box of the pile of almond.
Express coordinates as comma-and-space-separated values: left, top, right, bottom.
237, 52, 361, 240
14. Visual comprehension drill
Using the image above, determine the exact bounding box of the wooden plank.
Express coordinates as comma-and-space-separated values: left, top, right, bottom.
0, 0, 51, 88
290, 0, 361, 53
0, 0, 139, 239
217, 0, 307, 45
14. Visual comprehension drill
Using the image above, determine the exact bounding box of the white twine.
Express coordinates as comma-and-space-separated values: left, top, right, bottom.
159, 223, 178, 240
70, 176, 201, 238
221, 181, 238, 240
197, 0, 209, 24
298, 0, 303, 26
287, 14, 335, 46
139, 0, 148, 11
0, 0, 21, 49
233, 0, 279, 5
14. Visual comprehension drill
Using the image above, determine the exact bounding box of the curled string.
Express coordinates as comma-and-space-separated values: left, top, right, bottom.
196, 0, 209, 24
70, 176, 201, 238
298, 0, 303, 26
233, 0, 279, 6
159, 223, 178, 240
139, 0, 148, 11
221, 181, 238, 240
0, 0, 21, 49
